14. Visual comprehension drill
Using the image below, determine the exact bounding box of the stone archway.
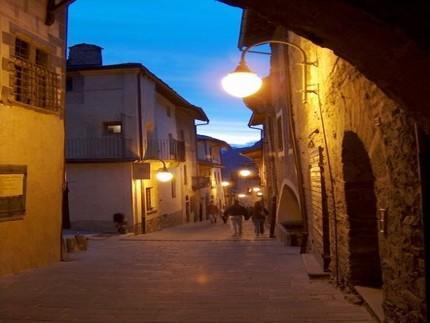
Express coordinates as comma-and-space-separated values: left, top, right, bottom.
277, 183, 302, 225
342, 131, 382, 287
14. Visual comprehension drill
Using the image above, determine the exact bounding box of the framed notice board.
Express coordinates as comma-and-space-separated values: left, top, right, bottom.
0, 165, 27, 220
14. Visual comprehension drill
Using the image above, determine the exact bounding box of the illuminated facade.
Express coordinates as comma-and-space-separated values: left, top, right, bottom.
0, 0, 72, 276
195, 135, 229, 219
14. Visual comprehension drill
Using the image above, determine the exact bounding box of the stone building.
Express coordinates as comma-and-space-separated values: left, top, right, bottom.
65, 44, 208, 233
0, 0, 72, 276
228, 8, 428, 323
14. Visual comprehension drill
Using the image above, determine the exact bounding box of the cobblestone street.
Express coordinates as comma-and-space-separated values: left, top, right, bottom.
0, 221, 375, 322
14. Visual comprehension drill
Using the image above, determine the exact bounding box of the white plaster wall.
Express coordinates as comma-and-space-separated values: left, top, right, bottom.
154, 94, 177, 141
66, 71, 140, 155
67, 163, 133, 232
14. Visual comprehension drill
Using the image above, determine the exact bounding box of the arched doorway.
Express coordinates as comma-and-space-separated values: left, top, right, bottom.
342, 131, 382, 287
277, 184, 303, 246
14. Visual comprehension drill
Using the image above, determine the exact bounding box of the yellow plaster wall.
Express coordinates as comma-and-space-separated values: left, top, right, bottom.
0, 105, 64, 276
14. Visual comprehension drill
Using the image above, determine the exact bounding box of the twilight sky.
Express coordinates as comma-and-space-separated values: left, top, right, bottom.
67, 0, 268, 145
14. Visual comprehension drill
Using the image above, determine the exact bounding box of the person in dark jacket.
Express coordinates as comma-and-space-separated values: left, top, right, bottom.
224, 199, 247, 237
252, 201, 268, 237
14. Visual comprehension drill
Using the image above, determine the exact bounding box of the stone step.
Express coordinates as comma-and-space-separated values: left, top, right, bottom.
354, 285, 384, 322
301, 253, 331, 279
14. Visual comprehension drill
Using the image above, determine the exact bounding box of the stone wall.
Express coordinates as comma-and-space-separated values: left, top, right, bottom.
271, 31, 425, 322
146, 210, 183, 233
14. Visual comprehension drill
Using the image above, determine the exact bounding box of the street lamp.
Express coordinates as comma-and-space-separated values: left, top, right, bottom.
221, 181, 231, 187
222, 40, 318, 102
221, 58, 262, 98
155, 160, 173, 182
239, 169, 252, 177
252, 186, 261, 192
237, 193, 246, 198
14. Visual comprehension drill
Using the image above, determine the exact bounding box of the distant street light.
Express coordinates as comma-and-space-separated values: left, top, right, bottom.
237, 193, 246, 198
257, 192, 263, 197
239, 169, 252, 177
221, 181, 231, 187
252, 186, 261, 192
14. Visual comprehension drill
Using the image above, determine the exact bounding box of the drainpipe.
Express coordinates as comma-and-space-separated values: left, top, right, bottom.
137, 72, 144, 160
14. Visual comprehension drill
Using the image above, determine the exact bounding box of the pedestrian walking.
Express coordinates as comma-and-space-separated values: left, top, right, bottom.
207, 201, 219, 224
224, 199, 247, 237
252, 201, 268, 237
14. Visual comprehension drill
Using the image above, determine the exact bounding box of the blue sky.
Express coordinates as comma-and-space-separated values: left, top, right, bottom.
67, 0, 267, 145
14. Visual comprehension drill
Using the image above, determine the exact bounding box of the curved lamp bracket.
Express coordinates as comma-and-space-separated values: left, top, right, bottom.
241, 40, 318, 103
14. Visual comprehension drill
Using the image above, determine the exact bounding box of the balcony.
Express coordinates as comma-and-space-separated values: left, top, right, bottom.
192, 176, 211, 191
144, 139, 185, 162
9, 56, 61, 112
66, 137, 137, 161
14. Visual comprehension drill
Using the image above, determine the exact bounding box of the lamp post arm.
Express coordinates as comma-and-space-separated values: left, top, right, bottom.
241, 40, 309, 66
240, 40, 317, 103
157, 159, 167, 169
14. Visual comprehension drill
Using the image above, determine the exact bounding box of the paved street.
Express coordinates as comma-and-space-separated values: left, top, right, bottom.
0, 221, 375, 323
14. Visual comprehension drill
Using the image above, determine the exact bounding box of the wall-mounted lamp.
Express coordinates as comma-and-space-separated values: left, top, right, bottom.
155, 160, 173, 182
222, 40, 318, 103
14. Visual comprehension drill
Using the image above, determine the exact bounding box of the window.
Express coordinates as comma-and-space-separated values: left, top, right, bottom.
11, 37, 60, 111
277, 116, 284, 151
103, 121, 122, 135
15, 38, 29, 59
145, 187, 153, 211
35, 49, 48, 66
184, 165, 188, 185
171, 177, 176, 198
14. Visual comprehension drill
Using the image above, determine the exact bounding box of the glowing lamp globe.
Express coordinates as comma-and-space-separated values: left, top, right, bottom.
222, 59, 262, 98
252, 187, 261, 192
221, 181, 231, 187
237, 193, 246, 198
156, 168, 173, 182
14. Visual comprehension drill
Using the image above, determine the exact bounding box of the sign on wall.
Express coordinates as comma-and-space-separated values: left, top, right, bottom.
0, 165, 27, 220
133, 162, 150, 179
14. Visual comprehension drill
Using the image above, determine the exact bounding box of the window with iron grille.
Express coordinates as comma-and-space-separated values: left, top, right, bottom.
10, 38, 61, 112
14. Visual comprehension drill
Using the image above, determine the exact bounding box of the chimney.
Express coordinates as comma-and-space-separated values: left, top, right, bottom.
67, 43, 103, 67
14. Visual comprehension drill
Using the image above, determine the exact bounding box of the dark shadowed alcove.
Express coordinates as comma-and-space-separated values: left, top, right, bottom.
342, 131, 382, 287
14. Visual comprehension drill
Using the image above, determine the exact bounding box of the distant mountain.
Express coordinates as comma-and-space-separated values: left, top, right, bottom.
230, 141, 258, 148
